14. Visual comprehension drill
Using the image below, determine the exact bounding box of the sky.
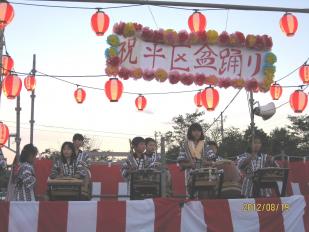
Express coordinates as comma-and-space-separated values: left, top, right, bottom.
1, 0, 309, 163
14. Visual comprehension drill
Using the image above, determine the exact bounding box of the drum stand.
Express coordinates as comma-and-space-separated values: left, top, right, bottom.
252, 169, 289, 197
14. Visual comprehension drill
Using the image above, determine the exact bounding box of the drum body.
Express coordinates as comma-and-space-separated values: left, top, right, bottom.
215, 161, 242, 198
188, 168, 220, 199
130, 169, 161, 200
48, 177, 91, 201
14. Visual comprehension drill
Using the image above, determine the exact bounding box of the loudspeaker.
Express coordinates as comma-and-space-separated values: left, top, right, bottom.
254, 102, 276, 120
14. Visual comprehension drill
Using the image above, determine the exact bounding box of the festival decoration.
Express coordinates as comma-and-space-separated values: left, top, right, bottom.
24, 74, 36, 91
0, 122, 9, 147
269, 83, 282, 100
104, 78, 123, 102
2, 74, 22, 99
0, 1, 14, 29
74, 87, 86, 104
280, 13, 298, 37
299, 64, 309, 84
1, 55, 13, 76
194, 91, 202, 107
289, 90, 308, 113
106, 22, 277, 92
201, 86, 219, 111
91, 10, 109, 36
188, 11, 206, 33
135, 95, 147, 111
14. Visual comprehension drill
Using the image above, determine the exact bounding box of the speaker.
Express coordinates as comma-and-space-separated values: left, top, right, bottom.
254, 102, 276, 120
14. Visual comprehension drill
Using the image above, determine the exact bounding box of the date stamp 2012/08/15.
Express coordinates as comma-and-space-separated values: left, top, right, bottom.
242, 203, 290, 212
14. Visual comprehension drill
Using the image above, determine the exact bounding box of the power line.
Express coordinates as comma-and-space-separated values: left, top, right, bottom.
205, 88, 242, 132
11, 0, 309, 13
10, 1, 142, 10
275, 57, 309, 82
2, 119, 152, 137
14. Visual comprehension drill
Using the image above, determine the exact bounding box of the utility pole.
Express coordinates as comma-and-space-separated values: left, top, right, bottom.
30, 54, 36, 144
0, 29, 4, 107
15, 96, 21, 157
249, 91, 255, 149
220, 112, 224, 142
160, 136, 166, 197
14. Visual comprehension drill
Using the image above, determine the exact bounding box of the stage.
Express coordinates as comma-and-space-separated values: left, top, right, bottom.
0, 195, 309, 232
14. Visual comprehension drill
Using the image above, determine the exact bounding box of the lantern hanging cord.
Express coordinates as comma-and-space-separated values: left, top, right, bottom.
36, 70, 203, 95
9, 1, 234, 12
9, 1, 143, 10
275, 57, 309, 82
205, 88, 242, 132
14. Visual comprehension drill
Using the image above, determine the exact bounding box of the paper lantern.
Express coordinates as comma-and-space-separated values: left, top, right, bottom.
194, 91, 202, 107
0, 122, 9, 147
201, 86, 219, 111
24, 74, 36, 91
135, 95, 147, 111
289, 90, 308, 113
2, 74, 22, 99
105, 78, 123, 102
299, 64, 309, 84
280, 13, 298, 37
1, 55, 14, 76
74, 87, 86, 104
270, 83, 282, 100
188, 11, 206, 33
91, 10, 109, 36
0, 2, 14, 29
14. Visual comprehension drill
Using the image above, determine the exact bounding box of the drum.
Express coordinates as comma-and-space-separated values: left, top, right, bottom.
47, 177, 90, 201
188, 168, 221, 199
252, 168, 289, 197
214, 160, 242, 198
130, 169, 161, 200
253, 168, 289, 183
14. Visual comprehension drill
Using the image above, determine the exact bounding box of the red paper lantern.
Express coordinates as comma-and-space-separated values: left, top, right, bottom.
135, 95, 147, 111
188, 11, 206, 33
280, 13, 298, 37
0, 122, 9, 147
270, 83, 282, 100
299, 64, 309, 84
24, 74, 36, 91
194, 91, 202, 107
2, 74, 22, 99
201, 86, 219, 111
74, 87, 86, 104
105, 78, 123, 102
1, 55, 14, 76
0, 2, 14, 29
91, 10, 109, 36
289, 90, 308, 113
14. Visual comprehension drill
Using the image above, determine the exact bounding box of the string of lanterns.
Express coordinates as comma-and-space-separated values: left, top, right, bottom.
0, 1, 307, 147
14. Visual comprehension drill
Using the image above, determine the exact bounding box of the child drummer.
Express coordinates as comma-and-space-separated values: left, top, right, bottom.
144, 137, 173, 196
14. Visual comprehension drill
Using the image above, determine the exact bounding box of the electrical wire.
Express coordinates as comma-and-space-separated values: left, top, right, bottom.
9, 1, 142, 10
205, 88, 242, 132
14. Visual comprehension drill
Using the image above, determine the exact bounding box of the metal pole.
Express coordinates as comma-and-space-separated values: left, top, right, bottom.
220, 112, 224, 142
160, 136, 166, 197
249, 91, 255, 150
30, 54, 36, 144
15, 96, 21, 157
0, 29, 4, 107
42, 0, 309, 13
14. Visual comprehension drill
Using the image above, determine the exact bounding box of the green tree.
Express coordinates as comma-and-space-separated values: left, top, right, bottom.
269, 127, 299, 156
219, 127, 247, 158
288, 114, 309, 155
